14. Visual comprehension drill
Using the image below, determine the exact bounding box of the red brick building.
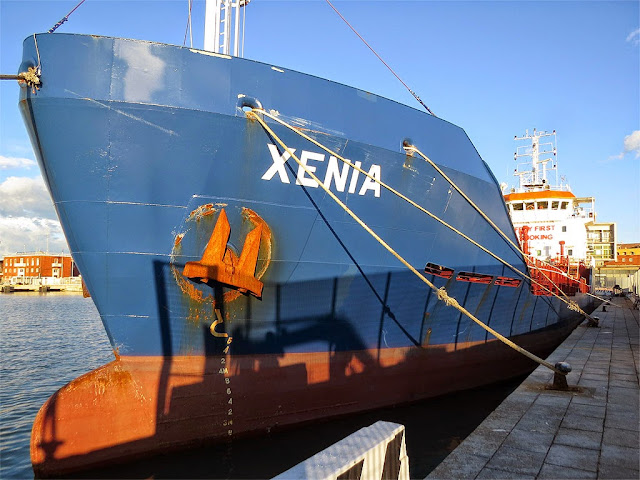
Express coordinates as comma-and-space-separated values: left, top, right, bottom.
2, 253, 77, 281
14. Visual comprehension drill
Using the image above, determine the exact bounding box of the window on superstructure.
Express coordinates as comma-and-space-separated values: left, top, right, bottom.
568, 249, 573, 256
526, 202, 535, 210
538, 201, 548, 209
562, 226, 567, 232
561, 202, 568, 209
512, 203, 523, 211
552, 201, 559, 210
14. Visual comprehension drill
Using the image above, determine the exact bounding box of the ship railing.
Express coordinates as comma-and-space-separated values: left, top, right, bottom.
526, 257, 590, 297
9, 276, 50, 285
5, 276, 82, 286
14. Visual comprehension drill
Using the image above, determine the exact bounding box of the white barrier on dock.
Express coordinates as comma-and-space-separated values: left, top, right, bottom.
273, 421, 409, 480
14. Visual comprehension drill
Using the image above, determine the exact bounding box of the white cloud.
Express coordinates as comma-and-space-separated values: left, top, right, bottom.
0, 155, 36, 170
623, 130, 640, 158
0, 216, 66, 256
0, 175, 65, 255
605, 152, 624, 162
0, 176, 57, 219
607, 130, 640, 162
627, 28, 640, 46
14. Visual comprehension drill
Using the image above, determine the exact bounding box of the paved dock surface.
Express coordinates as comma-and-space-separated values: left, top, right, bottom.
426, 296, 639, 479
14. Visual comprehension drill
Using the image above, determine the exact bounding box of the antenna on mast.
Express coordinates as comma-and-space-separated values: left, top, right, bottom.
513, 129, 558, 192
204, 0, 250, 57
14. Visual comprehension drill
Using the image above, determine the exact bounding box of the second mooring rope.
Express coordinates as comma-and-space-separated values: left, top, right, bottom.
252, 107, 598, 324
246, 109, 566, 376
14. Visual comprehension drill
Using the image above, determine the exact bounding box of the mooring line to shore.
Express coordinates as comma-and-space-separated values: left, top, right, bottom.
247, 109, 572, 378
250, 107, 600, 326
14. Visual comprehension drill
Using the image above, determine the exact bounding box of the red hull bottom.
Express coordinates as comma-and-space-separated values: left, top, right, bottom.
31, 321, 578, 476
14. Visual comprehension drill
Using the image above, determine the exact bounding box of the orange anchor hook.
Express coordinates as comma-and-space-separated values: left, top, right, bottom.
182, 208, 264, 298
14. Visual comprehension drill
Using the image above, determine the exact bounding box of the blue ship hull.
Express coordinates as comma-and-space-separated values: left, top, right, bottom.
19, 34, 595, 474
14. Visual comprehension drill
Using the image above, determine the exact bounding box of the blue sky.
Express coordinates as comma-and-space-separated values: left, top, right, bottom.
0, 0, 638, 256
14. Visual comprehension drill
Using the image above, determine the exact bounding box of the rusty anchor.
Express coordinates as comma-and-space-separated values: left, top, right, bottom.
182, 208, 263, 298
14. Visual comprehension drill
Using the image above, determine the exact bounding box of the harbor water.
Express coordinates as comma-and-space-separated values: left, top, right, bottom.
0, 293, 524, 479
0, 294, 113, 479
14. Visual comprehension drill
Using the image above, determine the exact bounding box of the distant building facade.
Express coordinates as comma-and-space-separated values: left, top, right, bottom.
617, 243, 640, 257
595, 241, 640, 295
586, 222, 617, 267
2, 253, 77, 283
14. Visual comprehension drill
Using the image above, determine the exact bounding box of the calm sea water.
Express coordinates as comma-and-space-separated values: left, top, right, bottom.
0, 293, 113, 479
0, 293, 523, 479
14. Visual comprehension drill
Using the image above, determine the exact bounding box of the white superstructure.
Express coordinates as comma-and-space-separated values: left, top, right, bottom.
503, 129, 597, 264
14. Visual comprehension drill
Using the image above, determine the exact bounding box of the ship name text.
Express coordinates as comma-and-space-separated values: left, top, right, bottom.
261, 144, 381, 198
515, 224, 556, 241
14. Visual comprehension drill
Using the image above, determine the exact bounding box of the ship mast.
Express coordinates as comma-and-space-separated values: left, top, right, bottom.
513, 129, 558, 192
204, 0, 250, 57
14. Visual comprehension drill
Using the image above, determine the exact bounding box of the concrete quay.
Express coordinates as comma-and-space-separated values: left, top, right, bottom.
426, 296, 639, 479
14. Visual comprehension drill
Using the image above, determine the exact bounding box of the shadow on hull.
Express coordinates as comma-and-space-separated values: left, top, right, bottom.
31, 260, 598, 476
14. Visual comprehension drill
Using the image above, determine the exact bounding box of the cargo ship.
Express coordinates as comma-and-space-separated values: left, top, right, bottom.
17, 2, 597, 475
